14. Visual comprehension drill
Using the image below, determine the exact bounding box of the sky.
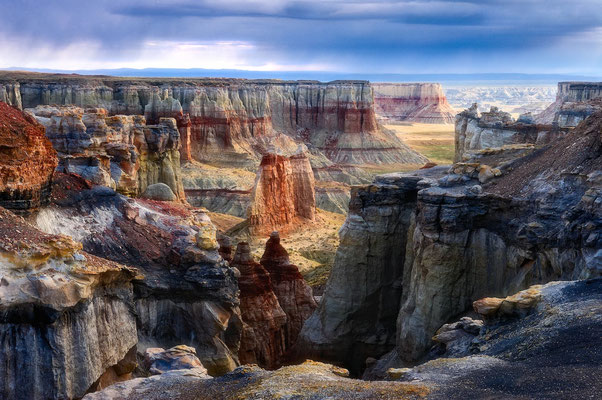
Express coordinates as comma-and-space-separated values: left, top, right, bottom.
1, 0, 601, 75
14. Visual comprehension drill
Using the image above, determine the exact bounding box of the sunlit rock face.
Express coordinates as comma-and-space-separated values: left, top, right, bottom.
537, 81, 602, 126
0, 101, 58, 213
454, 103, 570, 162
0, 207, 138, 400
27, 105, 185, 200
35, 173, 242, 376
248, 152, 316, 235
0, 73, 426, 167
373, 83, 456, 124
299, 109, 602, 373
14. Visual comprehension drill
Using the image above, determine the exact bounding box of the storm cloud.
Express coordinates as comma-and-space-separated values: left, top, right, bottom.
0, 0, 601, 74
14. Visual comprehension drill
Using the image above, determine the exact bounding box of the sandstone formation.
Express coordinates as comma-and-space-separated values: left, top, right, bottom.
373, 83, 456, 124
27, 105, 185, 199
299, 108, 602, 373
35, 173, 242, 376
260, 232, 318, 349
537, 81, 602, 126
0, 72, 426, 167
143, 345, 206, 375
248, 152, 316, 234
0, 207, 138, 399
83, 360, 426, 400
232, 242, 287, 368
454, 103, 569, 162
0, 101, 57, 212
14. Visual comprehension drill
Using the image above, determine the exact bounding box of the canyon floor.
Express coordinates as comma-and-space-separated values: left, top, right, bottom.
385, 123, 456, 166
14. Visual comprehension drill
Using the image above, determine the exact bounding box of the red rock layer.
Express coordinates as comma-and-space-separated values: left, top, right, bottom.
0, 101, 58, 212
260, 232, 317, 349
232, 242, 287, 369
248, 152, 315, 234
372, 83, 456, 124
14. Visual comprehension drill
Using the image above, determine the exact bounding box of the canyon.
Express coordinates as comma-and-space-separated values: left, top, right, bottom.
0, 73, 601, 399
298, 104, 602, 374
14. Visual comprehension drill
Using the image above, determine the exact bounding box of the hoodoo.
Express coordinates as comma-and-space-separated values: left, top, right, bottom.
27, 105, 185, 200
232, 241, 288, 369
247, 152, 316, 234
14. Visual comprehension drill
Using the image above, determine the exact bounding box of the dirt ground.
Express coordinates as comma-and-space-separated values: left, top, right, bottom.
385, 123, 455, 165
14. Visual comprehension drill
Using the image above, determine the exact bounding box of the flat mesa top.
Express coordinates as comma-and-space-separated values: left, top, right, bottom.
0, 71, 370, 87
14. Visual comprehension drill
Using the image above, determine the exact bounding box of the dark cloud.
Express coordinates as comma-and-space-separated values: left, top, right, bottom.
0, 0, 601, 73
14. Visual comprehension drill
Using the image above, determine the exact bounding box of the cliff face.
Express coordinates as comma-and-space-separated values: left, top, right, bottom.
299, 110, 602, 373
373, 83, 456, 124
0, 207, 138, 400
0, 73, 426, 167
537, 81, 602, 126
35, 173, 242, 376
454, 103, 568, 162
27, 105, 185, 199
248, 152, 316, 234
0, 102, 58, 212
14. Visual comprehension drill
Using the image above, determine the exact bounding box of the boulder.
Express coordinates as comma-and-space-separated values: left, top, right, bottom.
141, 183, 177, 201
143, 345, 206, 375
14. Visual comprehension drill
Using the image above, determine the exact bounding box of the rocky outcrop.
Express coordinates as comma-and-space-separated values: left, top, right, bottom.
373, 83, 456, 124
537, 81, 602, 126
35, 173, 242, 376
454, 103, 568, 162
387, 279, 602, 399
27, 105, 185, 199
0, 72, 426, 167
0, 207, 138, 399
83, 360, 426, 400
299, 109, 601, 373
260, 232, 317, 349
0, 101, 58, 212
232, 242, 287, 369
248, 152, 316, 234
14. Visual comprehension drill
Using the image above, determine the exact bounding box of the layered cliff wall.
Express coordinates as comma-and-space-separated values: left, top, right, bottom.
0, 72, 426, 166
373, 83, 456, 124
537, 81, 602, 126
0, 208, 138, 399
299, 110, 602, 373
